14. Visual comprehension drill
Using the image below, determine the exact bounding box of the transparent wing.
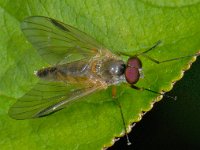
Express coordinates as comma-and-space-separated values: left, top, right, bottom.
9, 80, 102, 120
21, 16, 106, 64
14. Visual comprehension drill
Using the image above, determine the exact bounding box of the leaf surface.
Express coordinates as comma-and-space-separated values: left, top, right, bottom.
0, 0, 200, 149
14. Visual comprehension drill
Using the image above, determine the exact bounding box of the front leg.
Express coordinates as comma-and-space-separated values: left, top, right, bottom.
111, 86, 131, 145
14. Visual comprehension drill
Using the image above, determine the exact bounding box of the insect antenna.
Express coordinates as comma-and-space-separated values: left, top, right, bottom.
131, 85, 177, 101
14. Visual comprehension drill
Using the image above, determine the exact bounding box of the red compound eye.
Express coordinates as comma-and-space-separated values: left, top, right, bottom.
125, 57, 142, 84
125, 67, 140, 84
127, 57, 142, 68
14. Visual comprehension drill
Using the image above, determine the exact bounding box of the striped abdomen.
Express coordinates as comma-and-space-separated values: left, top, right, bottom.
36, 60, 91, 84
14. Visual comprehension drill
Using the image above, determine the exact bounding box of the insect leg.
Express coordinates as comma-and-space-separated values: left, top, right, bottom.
138, 40, 199, 64
136, 40, 199, 64
140, 52, 200, 64
119, 40, 199, 64
136, 40, 162, 56
118, 40, 162, 57
112, 86, 132, 145
112, 86, 117, 98
131, 85, 177, 100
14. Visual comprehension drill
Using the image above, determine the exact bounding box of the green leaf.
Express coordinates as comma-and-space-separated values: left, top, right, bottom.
0, 0, 200, 149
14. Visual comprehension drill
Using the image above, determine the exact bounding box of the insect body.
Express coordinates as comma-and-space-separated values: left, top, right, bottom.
37, 54, 126, 86
9, 16, 145, 120
9, 16, 199, 145
9, 16, 199, 120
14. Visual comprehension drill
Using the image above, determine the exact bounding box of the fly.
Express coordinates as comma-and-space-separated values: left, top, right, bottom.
9, 16, 200, 145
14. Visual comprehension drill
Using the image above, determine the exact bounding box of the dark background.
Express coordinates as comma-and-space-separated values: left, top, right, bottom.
109, 57, 200, 150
